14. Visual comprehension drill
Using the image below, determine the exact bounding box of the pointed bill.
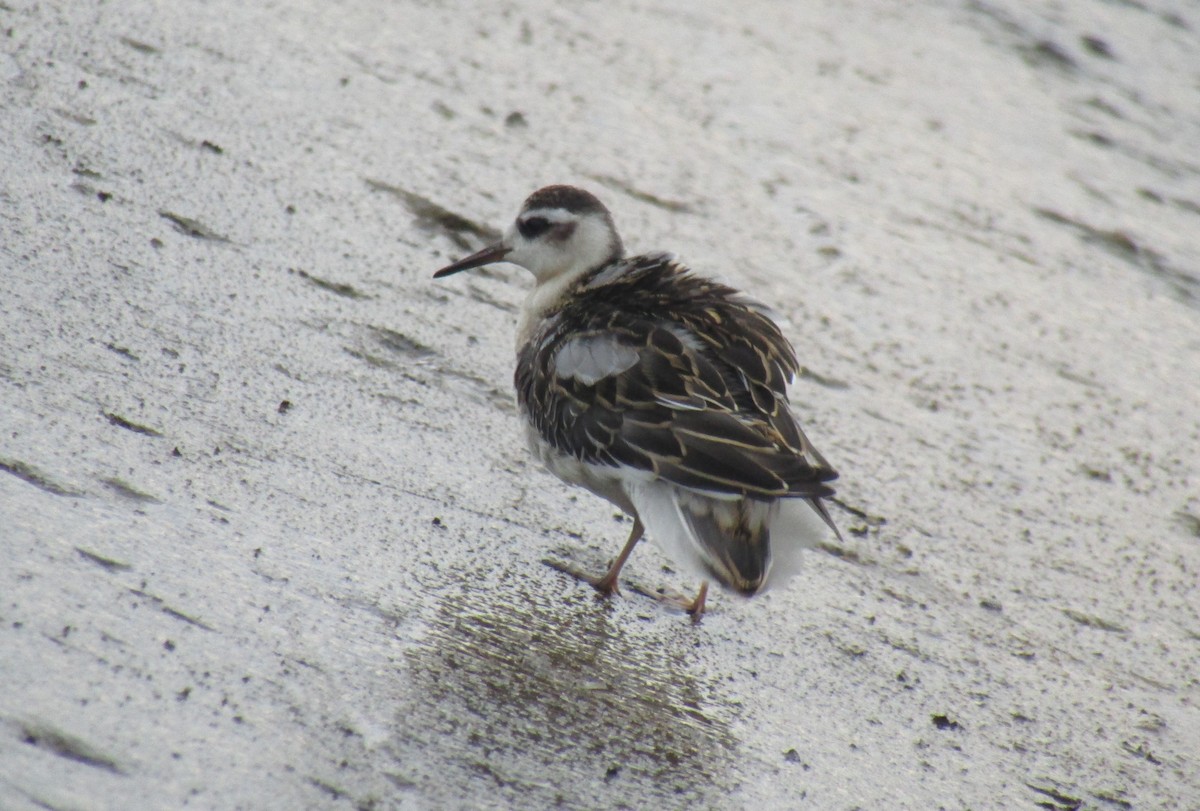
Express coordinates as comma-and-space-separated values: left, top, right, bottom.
432, 242, 512, 278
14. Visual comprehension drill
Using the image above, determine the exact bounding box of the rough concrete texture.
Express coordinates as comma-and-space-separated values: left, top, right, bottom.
2, 1, 1198, 809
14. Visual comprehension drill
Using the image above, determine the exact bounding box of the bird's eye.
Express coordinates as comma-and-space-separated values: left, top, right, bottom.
518, 216, 552, 239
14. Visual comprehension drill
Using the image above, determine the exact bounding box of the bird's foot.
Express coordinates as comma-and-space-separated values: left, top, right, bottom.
687, 582, 709, 624
543, 558, 621, 598
649, 581, 709, 623
588, 571, 621, 597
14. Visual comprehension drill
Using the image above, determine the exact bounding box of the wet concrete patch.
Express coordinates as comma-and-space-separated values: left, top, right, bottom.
103, 343, 140, 362
367, 326, 436, 360
585, 173, 695, 213
1060, 607, 1128, 634
365, 179, 500, 251
157, 210, 232, 243
126, 587, 216, 632
796, 366, 850, 390
399, 585, 737, 807
291, 267, 371, 300
14, 721, 125, 775
75, 546, 134, 573
1033, 207, 1199, 305
118, 36, 160, 56
103, 412, 162, 437
101, 477, 162, 504
0, 458, 84, 498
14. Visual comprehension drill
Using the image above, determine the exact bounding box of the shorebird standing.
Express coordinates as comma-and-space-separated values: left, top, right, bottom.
434, 185, 839, 620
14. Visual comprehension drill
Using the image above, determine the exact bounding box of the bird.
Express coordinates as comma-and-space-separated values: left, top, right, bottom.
433, 185, 840, 621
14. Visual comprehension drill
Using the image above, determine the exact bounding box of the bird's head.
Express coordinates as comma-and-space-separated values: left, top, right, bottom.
433, 185, 624, 284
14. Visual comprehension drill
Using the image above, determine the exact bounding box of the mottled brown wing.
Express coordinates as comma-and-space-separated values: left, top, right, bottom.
516, 304, 837, 500
674, 295, 839, 481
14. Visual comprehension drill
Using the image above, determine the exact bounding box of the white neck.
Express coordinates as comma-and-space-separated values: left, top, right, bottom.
516, 263, 594, 348
509, 212, 623, 348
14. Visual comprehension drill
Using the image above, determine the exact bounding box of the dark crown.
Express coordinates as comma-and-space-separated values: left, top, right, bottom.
522, 185, 608, 216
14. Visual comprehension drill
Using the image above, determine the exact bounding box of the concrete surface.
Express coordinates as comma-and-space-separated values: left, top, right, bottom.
2, 0, 1198, 809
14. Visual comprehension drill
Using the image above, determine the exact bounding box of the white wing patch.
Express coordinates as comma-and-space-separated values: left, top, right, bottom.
552, 334, 640, 385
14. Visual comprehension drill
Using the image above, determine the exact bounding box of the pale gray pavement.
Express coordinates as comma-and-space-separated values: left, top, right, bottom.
2, 1, 1198, 809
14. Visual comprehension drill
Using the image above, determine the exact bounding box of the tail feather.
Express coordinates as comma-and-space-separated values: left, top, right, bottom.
675, 495, 773, 595
807, 496, 844, 543
628, 482, 836, 595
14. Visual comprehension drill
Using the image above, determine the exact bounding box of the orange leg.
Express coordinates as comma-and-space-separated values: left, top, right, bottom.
687, 581, 709, 624
590, 517, 644, 597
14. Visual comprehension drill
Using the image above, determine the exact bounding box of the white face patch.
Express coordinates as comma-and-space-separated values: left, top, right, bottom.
506, 208, 619, 283
551, 333, 640, 385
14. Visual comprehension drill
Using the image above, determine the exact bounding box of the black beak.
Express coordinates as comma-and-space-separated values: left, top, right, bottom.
432, 242, 512, 278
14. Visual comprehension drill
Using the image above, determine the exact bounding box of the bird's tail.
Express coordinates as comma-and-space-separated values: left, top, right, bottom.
629, 483, 833, 595
676, 494, 774, 594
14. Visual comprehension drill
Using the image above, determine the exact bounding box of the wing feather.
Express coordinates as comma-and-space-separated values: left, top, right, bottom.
514, 255, 838, 500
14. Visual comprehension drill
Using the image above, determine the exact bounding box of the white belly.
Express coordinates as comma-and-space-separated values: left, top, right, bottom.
522, 421, 644, 516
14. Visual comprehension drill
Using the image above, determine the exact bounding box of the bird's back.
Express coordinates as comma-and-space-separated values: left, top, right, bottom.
515, 253, 839, 593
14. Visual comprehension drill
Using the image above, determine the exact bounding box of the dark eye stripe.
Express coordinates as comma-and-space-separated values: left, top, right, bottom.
518, 216, 552, 239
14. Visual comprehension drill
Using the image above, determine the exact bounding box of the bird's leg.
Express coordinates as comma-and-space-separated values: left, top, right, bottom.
687, 581, 709, 624
590, 517, 644, 597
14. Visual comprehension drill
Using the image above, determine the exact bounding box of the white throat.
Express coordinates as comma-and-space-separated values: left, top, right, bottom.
508, 210, 622, 347
516, 263, 595, 348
